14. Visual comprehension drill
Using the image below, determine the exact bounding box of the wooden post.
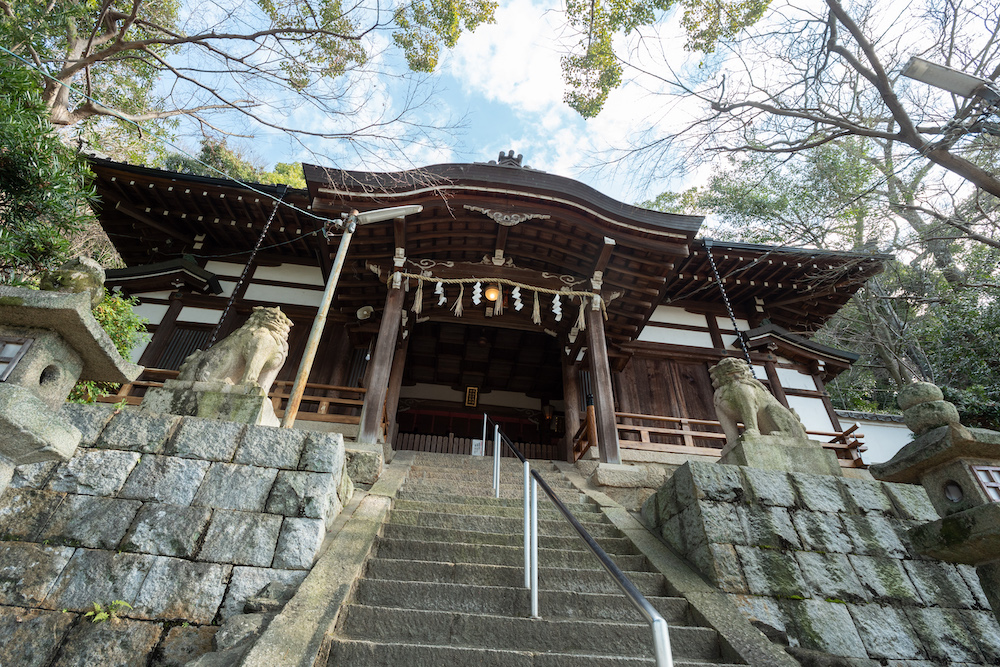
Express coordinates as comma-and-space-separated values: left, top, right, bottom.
383, 336, 409, 453
763, 360, 789, 407
584, 301, 621, 464
357, 281, 405, 443
561, 352, 582, 462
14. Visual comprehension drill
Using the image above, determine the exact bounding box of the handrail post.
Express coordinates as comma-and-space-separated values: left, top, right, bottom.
651, 616, 674, 667
493, 423, 501, 498
530, 476, 539, 618
523, 459, 530, 589
480, 412, 487, 457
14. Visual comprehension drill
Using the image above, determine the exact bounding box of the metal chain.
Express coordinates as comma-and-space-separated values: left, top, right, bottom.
704, 240, 753, 367
208, 184, 289, 346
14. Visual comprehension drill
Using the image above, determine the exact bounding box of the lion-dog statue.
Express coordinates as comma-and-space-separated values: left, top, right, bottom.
710, 357, 809, 445
177, 306, 292, 394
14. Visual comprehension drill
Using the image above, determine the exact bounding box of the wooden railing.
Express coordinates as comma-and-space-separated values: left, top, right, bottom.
573, 410, 867, 468
96, 368, 367, 425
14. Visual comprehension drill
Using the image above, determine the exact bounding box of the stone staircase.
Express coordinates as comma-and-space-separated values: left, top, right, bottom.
325, 452, 746, 666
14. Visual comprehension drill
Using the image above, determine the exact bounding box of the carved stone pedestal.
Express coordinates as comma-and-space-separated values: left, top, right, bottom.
719, 434, 843, 477
142, 380, 280, 427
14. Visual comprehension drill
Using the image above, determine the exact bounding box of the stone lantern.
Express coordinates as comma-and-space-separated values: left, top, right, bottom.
0, 261, 142, 491
871, 382, 1000, 620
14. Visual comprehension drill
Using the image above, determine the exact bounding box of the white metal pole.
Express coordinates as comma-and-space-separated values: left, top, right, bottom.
651, 616, 674, 667
530, 477, 539, 618
493, 423, 501, 498
523, 459, 531, 589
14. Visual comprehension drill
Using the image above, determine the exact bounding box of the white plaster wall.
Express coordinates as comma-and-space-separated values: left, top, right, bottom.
637, 326, 715, 348
176, 307, 222, 324
132, 303, 170, 325
129, 333, 152, 364
132, 290, 173, 301
244, 284, 323, 307
649, 306, 708, 328
204, 261, 245, 277
776, 368, 818, 391
848, 420, 913, 464
253, 264, 324, 286
787, 395, 835, 432
716, 316, 750, 330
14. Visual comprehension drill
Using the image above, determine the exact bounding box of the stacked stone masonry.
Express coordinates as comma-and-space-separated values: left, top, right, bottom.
641, 461, 1000, 665
0, 403, 368, 667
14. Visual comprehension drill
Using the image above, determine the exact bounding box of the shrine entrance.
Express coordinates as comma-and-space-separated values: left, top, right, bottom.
392, 321, 566, 459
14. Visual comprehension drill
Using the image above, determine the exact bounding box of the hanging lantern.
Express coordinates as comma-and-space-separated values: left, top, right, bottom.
484, 283, 501, 302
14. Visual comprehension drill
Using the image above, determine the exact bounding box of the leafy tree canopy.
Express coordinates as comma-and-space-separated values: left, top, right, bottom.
163, 137, 307, 188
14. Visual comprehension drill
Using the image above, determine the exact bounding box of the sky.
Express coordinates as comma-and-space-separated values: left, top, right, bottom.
235, 0, 699, 206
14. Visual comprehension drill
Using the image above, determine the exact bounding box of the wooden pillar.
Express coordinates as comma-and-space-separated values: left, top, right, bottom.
383, 336, 410, 452
137, 295, 184, 367
358, 282, 405, 443
561, 352, 582, 462
763, 360, 790, 408
584, 302, 620, 464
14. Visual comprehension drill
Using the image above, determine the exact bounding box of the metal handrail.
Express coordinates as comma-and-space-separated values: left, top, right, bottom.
482, 413, 673, 667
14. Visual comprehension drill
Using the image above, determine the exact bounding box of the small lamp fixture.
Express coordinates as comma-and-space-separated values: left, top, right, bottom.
484, 283, 500, 302
542, 403, 554, 420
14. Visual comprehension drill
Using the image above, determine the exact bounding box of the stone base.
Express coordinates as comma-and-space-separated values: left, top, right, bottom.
719, 434, 843, 477
0, 384, 81, 466
140, 380, 279, 427
909, 502, 1000, 565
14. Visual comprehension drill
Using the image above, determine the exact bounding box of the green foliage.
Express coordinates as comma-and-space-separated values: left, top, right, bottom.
561, 0, 770, 116
164, 138, 306, 188
69, 291, 147, 403
0, 60, 95, 280
83, 600, 132, 624
393, 0, 497, 72
940, 386, 1000, 431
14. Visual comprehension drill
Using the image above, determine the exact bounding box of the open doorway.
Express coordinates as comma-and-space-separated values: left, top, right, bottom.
394, 321, 565, 458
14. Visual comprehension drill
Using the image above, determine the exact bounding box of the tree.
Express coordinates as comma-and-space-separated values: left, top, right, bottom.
163, 137, 307, 187
70, 289, 148, 402
567, 0, 1000, 259
0, 59, 94, 282
1, 0, 496, 160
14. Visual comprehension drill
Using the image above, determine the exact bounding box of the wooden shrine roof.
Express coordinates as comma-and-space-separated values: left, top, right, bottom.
89, 158, 888, 349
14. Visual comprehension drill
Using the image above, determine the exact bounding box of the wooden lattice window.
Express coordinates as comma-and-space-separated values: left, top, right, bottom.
973, 466, 1000, 502
0, 336, 34, 382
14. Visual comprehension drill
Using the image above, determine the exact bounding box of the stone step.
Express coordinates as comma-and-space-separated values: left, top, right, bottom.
381, 523, 639, 554
388, 509, 623, 538
407, 453, 554, 467
353, 578, 691, 623
364, 558, 671, 597
399, 485, 588, 505
336, 605, 723, 660
328, 638, 745, 666
392, 498, 604, 521
406, 466, 568, 481
373, 537, 651, 571
395, 489, 596, 513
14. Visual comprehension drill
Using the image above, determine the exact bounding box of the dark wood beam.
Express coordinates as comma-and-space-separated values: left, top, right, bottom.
113, 201, 190, 243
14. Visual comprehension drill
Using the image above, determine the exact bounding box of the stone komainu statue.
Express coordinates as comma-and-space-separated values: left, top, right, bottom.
710, 357, 809, 444
178, 306, 292, 394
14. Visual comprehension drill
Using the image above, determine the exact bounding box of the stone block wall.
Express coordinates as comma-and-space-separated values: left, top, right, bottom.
642, 461, 1000, 665
0, 403, 359, 666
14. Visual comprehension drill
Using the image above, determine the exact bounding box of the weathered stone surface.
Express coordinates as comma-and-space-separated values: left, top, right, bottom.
0, 487, 64, 540
790, 473, 849, 513
214, 612, 270, 651
50, 617, 162, 667
688, 543, 747, 593
660, 513, 682, 552
881, 482, 941, 522
905, 607, 984, 663
301, 432, 347, 474
956, 564, 992, 609
48, 449, 141, 496
673, 462, 745, 506
198, 510, 282, 567
737, 545, 808, 598
594, 462, 648, 487
795, 552, 868, 603
960, 610, 1000, 664
59, 403, 116, 445
219, 566, 306, 619
848, 604, 923, 660
39, 494, 142, 549
132, 557, 230, 624
273, 517, 325, 570
96, 410, 180, 454
154, 625, 218, 667
908, 501, 1000, 564
839, 477, 896, 515
0, 543, 74, 607
730, 594, 787, 635
842, 515, 908, 559
168, 417, 245, 462
44, 549, 154, 612
11, 461, 59, 489
897, 382, 944, 411
266, 471, 340, 524
122, 502, 212, 558
848, 555, 921, 605
736, 505, 801, 550
791, 511, 854, 553
740, 467, 798, 508
0, 605, 76, 667
192, 463, 277, 512
903, 560, 978, 609
681, 500, 746, 547
119, 455, 209, 505
236, 425, 305, 469
780, 599, 869, 658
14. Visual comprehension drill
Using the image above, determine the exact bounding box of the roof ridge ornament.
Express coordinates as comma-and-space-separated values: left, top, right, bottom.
493, 150, 523, 167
